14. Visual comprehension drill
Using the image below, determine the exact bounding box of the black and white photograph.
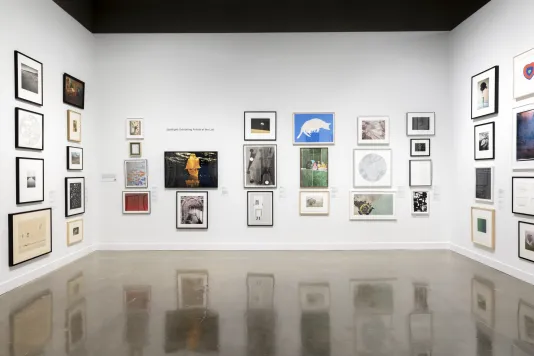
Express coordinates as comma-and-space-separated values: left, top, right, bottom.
357, 116, 390, 145
409, 160, 432, 187
475, 167, 493, 203
519, 221, 534, 263
16, 157, 44, 204
410, 139, 430, 157
67, 146, 83, 171
176, 191, 208, 229
412, 191, 429, 215
474, 122, 495, 160
513, 177, 534, 216
472, 66, 499, 119
406, 112, 435, 136
244, 111, 277, 141
243, 145, 277, 188
15, 108, 44, 150
299, 190, 330, 215
65, 177, 85, 217
247, 191, 274, 227
15, 51, 43, 106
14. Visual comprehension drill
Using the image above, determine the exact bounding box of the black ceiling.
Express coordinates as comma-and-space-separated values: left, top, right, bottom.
54, 0, 491, 33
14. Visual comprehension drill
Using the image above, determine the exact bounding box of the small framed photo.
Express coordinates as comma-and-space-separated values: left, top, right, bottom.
15, 108, 44, 150
474, 122, 495, 160
126, 118, 144, 139
129, 142, 142, 157
293, 112, 335, 145
247, 191, 273, 227
67, 146, 83, 171
244, 111, 276, 141
247, 273, 275, 309
177, 191, 208, 229
471, 66, 499, 119
63, 73, 85, 109
357, 116, 390, 145
411, 190, 429, 215
66, 219, 83, 246
471, 277, 495, 327
123, 191, 151, 214
518, 300, 534, 344
513, 104, 534, 169
299, 190, 330, 216
14, 51, 43, 106
65, 177, 85, 217
513, 177, 534, 216
349, 191, 396, 220
514, 48, 534, 100
300, 147, 328, 188
177, 271, 208, 309
299, 283, 330, 312
406, 112, 435, 136
471, 207, 495, 249
475, 167, 493, 203
518, 221, 534, 263
243, 145, 277, 188
410, 139, 430, 157
409, 160, 432, 187
66, 299, 87, 354
124, 159, 148, 188
353, 148, 392, 188
67, 110, 82, 143
16, 157, 44, 204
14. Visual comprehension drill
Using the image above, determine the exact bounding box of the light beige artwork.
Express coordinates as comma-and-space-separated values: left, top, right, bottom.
67, 219, 84, 246
67, 110, 82, 142
10, 209, 51, 266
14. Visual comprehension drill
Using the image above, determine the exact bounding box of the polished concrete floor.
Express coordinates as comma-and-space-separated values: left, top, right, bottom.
0, 251, 534, 356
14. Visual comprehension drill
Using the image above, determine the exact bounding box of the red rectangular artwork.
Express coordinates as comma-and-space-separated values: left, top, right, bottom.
124, 193, 149, 212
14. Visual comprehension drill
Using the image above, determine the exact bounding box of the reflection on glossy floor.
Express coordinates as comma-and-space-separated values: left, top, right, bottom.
1, 251, 534, 356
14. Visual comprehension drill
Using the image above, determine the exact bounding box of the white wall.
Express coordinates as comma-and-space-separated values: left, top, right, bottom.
0, 0, 99, 294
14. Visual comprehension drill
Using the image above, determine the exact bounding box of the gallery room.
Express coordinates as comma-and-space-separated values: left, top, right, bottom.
1, 0, 534, 354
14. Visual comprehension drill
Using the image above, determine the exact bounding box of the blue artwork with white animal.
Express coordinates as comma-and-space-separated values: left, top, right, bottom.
293, 113, 335, 144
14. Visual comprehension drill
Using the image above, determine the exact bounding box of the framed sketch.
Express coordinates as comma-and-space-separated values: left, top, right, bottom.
299, 283, 330, 312
176, 191, 208, 229
293, 112, 335, 145
67, 219, 83, 246
357, 116, 390, 145
8, 208, 52, 266
67, 110, 82, 143
124, 286, 151, 312
513, 177, 534, 216
165, 151, 218, 188
351, 279, 395, 314
406, 112, 435, 136
124, 159, 148, 188
412, 190, 429, 215
518, 300, 534, 344
471, 207, 495, 249
409, 160, 432, 187
63, 73, 85, 109
471, 277, 495, 327
353, 148, 392, 187
66, 299, 86, 354
299, 190, 330, 216
474, 122, 495, 160
471, 66, 499, 119
129, 142, 142, 157
410, 139, 430, 157
15, 108, 44, 150
123, 191, 151, 214
247, 274, 275, 309
300, 147, 328, 188
126, 118, 144, 139
67, 273, 85, 305
513, 104, 534, 169
349, 191, 396, 220
65, 177, 85, 217
475, 167, 494, 203
244, 111, 276, 141
16, 157, 44, 204
518, 221, 534, 263
243, 145, 277, 188
514, 48, 534, 100
177, 271, 208, 309
14, 51, 43, 106
67, 146, 83, 171
247, 191, 273, 226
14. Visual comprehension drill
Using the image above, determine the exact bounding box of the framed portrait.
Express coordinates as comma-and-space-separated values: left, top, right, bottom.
67, 219, 84, 246
349, 191, 396, 220
123, 191, 151, 214
247, 191, 273, 227
66, 299, 86, 354
177, 271, 209, 309
300, 147, 328, 188
471, 207, 495, 249
15, 108, 44, 150
124, 159, 148, 188
471, 277, 495, 327
409, 160, 432, 187
353, 148, 392, 187
67, 146, 83, 171
247, 274, 275, 310
474, 122, 495, 160
357, 116, 390, 145
471, 66, 499, 119
513, 104, 534, 169
126, 118, 144, 139
411, 190, 429, 215
14, 51, 43, 106
513, 177, 534, 216
475, 167, 493, 203
518, 221, 534, 263
67, 273, 85, 305
514, 48, 534, 100
518, 300, 534, 344
129, 142, 142, 157
176, 191, 208, 229
8, 208, 52, 266
63, 73, 85, 109
299, 190, 330, 216
243, 145, 277, 188
299, 283, 330, 312
410, 139, 430, 157
244, 111, 277, 141
164, 151, 218, 188
293, 112, 335, 145
124, 286, 151, 312
351, 279, 395, 314
65, 177, 85, 217
16, 157, 44, 204
67, 110, 82, 143
406, 112, 435, 136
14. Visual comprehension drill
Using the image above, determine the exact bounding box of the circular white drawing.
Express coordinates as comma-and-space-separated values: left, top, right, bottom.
358, 153, 387, 182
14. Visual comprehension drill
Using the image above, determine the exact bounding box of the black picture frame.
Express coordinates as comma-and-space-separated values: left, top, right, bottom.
14, 51, 43, 106
8, 208, 52, 266
63, 73, 85, 110
474, 122, 495, 160
176, 191, 209, 229
243, 144, 278, 189
16, 157, 45, 204
471, 66, 499, 120
410, 139, 430, 157
247, 191, 274, 227
66, 146, 84, 171
15, 107, 44, 151
65, 177, 86, 217
244, 111, 277, 141
518, 221, 534, 264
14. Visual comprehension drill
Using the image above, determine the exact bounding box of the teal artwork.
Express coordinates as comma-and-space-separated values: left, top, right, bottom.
477, 218, 487, 233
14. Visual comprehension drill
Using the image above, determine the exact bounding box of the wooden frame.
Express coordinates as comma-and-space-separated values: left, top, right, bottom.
471, 207, 495, 249
8, 208, 52, 266
66, 219, 84, 246
15, 107, 44, 150
67, 110, 82, 143
63, 73, 85, 109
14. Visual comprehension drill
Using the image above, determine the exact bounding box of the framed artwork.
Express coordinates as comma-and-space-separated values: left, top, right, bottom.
65, 177, 85, 217
409, 160, 432, 187
471, 277, 495, 327
129, 142, 142, 157
518, 300, 534, 344
353, 148, 392, 187
357, 116, 390, 145
124, 286, 151, 312
67, 110, 82, 143
123, 191, 151, 214
412, 190, 429, 215
176, 191, 208, 229
244, 111, 276, 141
300, 147, 328, 188
66, 299, 86, 354
474, 122, 495, 160
126, 118, 144, 139
67, 273, 85, 305
471, 66, 499, 119
299, 283, 330, 312
475, 167, 493, 203
177, 271, 209, 309
14, 51, 43, 106
471, 207, 495, 249
67, 146, 83, 171
513, 177, 534, 216
247, 191, 273, 226
63, 73, 85, 109
518, 221, 534, 263
351, 279, 395, 314
514, 48, 534, 100
16, 157, 44, 204
67, 219, 84, 246
124, 159, 148, 188
513, 104, 534, 169
293, 112, 335, 145
299, 190, 330, 216
247, 273, 275, 309
243, 145, 277, 188
406, 112, 435, 136
8, 208, 52, 266
410, 139, 430, 157
349, 191, 396, 220
164, 151, 218, 188
15, 108, 44, 150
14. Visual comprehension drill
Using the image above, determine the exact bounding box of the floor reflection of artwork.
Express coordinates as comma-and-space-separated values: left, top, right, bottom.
519, 300, 534, 345
472, 277, 495, 327
165, 152, 218, 188
164, 309, 219, 353
66, 299, 87, 354
301, 312, 330, 356
351, 279, 395, 314
299, 283, 330, 312
476, 322, 493, 356
177, 271, 209, 309
354, 314, 392, 356
248, 309, 276, 356
247, 274, 275, 309
513, 340, 534, 356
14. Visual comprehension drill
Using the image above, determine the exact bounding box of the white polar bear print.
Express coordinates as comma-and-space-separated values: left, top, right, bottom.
297, 118, 331, 140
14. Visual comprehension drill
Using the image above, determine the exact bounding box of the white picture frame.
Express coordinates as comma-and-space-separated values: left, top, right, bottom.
513, 104, 534, 170
514, 48, 534, 100
409, 160, 432, 187
411, 190, 429, 215
471, 66, 499, 119
406, 112, 435, 136
475, 167, 494, 203
471, 207, 495, 250
513, 177, 534, 216
126, 118, 144, 139
299, 190, 330, 216
349, 191, 396, 220
353, 148, 392, 187
124, 159, 148, 188
244, 111, 277, 141
357, 116, 390, 145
